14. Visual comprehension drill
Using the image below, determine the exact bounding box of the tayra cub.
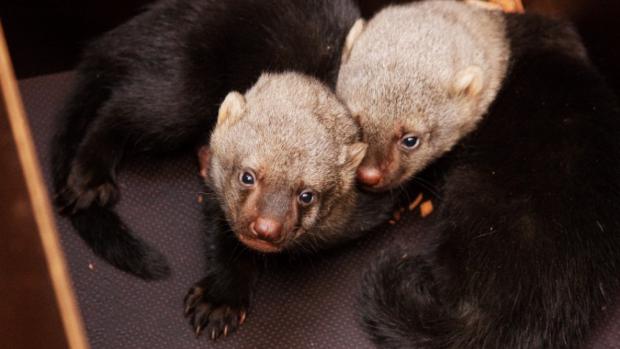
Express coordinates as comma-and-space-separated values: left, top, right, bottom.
338, 2, 509, 191
52, 0, 360, 279
185, 72, 393, 340
338, 1, 620, 348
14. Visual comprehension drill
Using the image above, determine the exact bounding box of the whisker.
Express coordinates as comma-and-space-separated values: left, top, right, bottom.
411, 176, 443, 201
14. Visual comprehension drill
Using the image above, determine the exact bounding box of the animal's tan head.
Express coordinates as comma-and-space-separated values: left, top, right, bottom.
337, 2, 509, 191
201, 72, 366, 253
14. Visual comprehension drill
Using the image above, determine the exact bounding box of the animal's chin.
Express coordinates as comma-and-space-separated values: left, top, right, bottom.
236, 233, 283, 254
360, 180, 400, 193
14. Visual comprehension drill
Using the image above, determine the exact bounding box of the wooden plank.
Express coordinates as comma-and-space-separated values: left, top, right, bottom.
0, 22, 89, 349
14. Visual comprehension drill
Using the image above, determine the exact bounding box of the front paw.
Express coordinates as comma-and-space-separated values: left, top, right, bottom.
183, 283, 248, 340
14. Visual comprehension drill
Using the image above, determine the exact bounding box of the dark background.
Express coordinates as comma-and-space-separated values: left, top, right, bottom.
1, 0, 619, 94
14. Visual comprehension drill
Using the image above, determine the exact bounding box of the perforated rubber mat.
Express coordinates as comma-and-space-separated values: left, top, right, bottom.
19, 72, 620, 348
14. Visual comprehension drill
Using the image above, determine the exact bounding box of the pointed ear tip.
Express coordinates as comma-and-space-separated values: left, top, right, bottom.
353, 18, 366, 28
232, 90, 244, 98
348, 19, 366, 41
225, 90, 245, 103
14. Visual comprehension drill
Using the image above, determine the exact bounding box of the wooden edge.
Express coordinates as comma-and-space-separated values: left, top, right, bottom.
465, 0, 525, 13
0, 23, 90, 349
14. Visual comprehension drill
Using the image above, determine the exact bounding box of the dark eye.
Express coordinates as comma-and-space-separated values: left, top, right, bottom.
400, 134, 420, 150
240, 171, 255, 187
298, 190, 315, 206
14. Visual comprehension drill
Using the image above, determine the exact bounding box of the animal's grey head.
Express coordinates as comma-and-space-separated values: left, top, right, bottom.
204, 72, 366, 253
337, 1, 509, 191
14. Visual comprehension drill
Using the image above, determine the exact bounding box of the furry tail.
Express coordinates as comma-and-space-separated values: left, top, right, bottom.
360, 247, 603, 349
52, 61, 169, 280
360, 249, 460, 349
70, 206, 170, 280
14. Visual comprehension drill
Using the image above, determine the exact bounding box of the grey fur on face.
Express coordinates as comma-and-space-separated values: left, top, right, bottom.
207, 72, 367, 251
337, 0, 510, 190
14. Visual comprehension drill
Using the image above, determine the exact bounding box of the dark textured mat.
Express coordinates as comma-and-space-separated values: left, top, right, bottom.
18, 72, 620, 348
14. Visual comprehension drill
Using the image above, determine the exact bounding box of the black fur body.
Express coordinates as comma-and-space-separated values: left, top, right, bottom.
52, 0, 361, 280
361, 13, 620, 349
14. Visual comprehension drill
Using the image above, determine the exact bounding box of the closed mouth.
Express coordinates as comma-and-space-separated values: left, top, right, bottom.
361, 181, 395, 192
236, 233, 283, 253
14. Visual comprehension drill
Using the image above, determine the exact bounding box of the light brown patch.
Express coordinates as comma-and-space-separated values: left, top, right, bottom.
420, 200, 434, 218
408, 193, 424, 211
465, 0, 524, 13
490, 0, 524, 13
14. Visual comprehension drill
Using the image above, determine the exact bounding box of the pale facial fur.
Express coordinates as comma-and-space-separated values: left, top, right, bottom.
205, 72, 367, 253
337, 1, 510, 191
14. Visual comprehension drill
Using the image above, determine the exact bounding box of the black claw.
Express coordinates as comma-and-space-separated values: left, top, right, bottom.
183, 287, 205, 316
183, 279, 249, 340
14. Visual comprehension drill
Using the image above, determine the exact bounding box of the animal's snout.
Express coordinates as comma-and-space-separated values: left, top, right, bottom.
357, 166, 383, 187
250, 217, 283, 242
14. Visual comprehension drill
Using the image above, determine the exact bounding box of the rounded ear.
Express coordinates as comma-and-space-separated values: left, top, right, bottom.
339, 142, 368, 171
217, 91, 246, 127
451, 66, 485, 98
341, 19, 367, 64
197, 145, 210, 179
